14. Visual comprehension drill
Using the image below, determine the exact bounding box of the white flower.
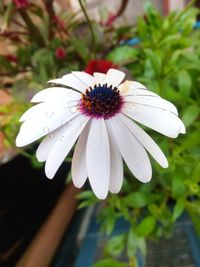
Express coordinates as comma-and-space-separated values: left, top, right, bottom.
16, 69, 185, 199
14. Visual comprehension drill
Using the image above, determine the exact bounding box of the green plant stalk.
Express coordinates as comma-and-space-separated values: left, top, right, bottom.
43, 0, 55, 40
0, 2, 13, 33
19, 10, 45, 47
78, 0, 96, 58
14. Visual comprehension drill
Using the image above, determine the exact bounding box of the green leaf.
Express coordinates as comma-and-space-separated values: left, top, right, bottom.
92, 259, 127, 267
178, 70, 192, 98
136, 216, 156, 237
77, 190, 96, 200
70, 38, 90, 63
173, 199, 185, 221
126, 229, 146, 258
106, 46, 139, 64
123, 192, 157, 208
144, 49, 161, 76
172, 176, 187, 198
104, 235, 126, 257
77, 190, 99, 209
182, 105, 200, 127
126, 229, 137, 257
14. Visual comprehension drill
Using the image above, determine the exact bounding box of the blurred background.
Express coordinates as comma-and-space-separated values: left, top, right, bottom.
0, 0, 200, 267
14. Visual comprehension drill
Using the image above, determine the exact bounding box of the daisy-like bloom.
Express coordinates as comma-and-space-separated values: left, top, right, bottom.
16, 69, 185, 199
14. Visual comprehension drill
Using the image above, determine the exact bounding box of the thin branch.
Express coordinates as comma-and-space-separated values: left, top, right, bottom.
19, 9, 45, 47
78, 0, 96, 58
11, 18, 27, 29
0, 30, 29, 36
43, 0, 55, 40
0, 69, 32, 77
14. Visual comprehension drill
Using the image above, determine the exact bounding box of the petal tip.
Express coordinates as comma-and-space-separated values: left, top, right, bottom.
180, 125, 186, 134
162, 161, 169, 169
15, 134, 25, 147
140, 174, 152, 183
45, 164, 55, 179
45, 170, 54, 179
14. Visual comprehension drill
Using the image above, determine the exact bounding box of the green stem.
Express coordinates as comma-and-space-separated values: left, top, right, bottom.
43, 0, 55, 40
78, 0, 96, 58
19, 10, 45, 47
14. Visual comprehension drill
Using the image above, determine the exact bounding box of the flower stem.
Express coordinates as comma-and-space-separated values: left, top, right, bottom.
78, 0, 96, 58
19, 10, 45, 47
43, 0, 55, 40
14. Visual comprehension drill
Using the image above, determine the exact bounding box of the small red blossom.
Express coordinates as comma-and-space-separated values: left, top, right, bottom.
85, 60, 118, 75
13, 0, 29, 9
55, 48, 66, 59
5, 54, 17, 63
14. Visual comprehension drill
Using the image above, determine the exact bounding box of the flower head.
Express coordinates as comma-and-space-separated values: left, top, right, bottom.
13, 0, 29, 9
16, 69, 185, 199
85, 60, 118, 75
55, 48, 66, 59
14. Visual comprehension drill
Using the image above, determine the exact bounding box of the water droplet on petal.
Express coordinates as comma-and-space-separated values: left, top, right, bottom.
45, 111, 54, 118
81, 121, 86, 127
68, 120, 72, 125
43, 127, 49, 134
49, 133, 54, 138
61, 120, 66, 126
60, 135, 64, 141
48, 112, 54, 118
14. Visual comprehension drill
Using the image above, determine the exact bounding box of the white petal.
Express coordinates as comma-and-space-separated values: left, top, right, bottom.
108, 131, 123, 193
49, 73, 89, 93
16, 108, 79, 147
20, 103, 50, 122
93, 72, 106, 85
123, 103, 185, 138
124, 95, 178, 115
119, 81, 157, 96
119, 114, 168, 168
107, 116, 152, 183
19, 101, 78, 122
71, 122, 90, 188
72, 71, 95, 88
45, 115, 90, 179
86, 118, 110, 199
31, 87, 81, 103
36, 126, 65, 162
105, 69, 125, 87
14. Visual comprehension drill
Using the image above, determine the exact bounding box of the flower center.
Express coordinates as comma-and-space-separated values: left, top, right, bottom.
80, 84, 123, 119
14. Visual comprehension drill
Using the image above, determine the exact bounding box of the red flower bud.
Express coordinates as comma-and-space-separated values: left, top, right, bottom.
55, 48, 66, 59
